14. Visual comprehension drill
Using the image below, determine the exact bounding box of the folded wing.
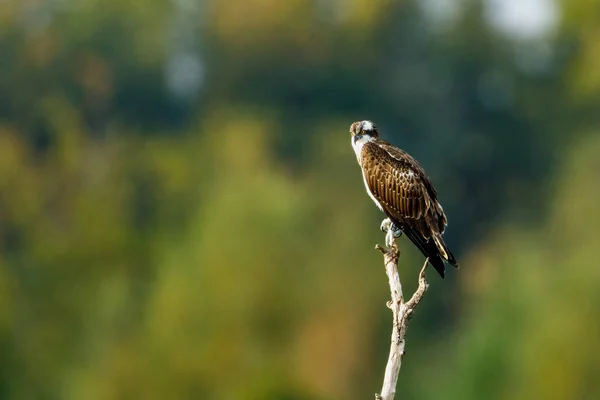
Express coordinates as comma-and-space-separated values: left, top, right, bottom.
360, 140, 458, 277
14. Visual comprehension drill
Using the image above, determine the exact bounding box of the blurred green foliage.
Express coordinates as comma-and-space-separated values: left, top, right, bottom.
1, 0, 599, 399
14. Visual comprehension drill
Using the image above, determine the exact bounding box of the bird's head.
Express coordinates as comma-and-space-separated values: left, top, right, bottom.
349, 120, 378, 160
350, 120, 378, 139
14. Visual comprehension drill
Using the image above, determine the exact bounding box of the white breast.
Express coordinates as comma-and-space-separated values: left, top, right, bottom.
351, 134, 373, 163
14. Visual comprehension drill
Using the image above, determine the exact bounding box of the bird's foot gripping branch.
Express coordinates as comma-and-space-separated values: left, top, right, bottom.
374, 243, 429, 400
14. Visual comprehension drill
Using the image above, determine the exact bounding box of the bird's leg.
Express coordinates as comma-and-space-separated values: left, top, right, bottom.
381, 218, 402, 247
380, 218, 393, 233
385, 227, 402, 247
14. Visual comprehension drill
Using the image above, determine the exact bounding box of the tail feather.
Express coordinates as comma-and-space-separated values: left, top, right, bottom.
401, 226, 448, 278
427, 253, 447, 279
396, 223, 459, 279
433, 233, 459, 269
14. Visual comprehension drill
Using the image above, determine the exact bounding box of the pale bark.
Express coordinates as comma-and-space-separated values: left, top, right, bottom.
374, 243, 429, 400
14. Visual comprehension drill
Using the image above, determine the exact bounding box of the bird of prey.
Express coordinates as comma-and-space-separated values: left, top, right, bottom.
350, 120, 459, 278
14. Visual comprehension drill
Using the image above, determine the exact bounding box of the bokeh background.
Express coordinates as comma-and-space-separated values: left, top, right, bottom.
1, 0, 600, 399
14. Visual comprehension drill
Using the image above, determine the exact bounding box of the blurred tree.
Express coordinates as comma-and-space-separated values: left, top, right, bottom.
417, 133, 600, 400
0, 0, 599, 399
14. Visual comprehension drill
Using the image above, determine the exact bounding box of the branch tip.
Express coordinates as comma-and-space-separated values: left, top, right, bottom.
375, 244, 386, 254
419, 259, 429, 281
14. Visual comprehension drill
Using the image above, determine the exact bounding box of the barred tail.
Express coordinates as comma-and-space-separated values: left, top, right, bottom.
433, 233, 459, 269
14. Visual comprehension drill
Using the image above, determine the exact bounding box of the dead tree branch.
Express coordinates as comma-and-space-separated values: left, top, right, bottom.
374, 243, 429, 400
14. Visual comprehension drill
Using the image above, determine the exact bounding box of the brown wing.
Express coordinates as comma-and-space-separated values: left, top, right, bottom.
360, 140, 445, 238
360, 139, 458, 276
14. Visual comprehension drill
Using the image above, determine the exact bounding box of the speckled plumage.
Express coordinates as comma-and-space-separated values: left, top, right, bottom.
350, 120, 459, 278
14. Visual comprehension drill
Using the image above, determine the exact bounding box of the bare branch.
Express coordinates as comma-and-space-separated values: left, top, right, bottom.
374, 245, 429, 400
403, 259, 429, 313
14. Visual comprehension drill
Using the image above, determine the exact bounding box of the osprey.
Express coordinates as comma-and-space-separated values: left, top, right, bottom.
350, 120, 459, 278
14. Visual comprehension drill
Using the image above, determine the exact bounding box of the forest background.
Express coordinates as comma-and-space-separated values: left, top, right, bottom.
1, 0, 599, 399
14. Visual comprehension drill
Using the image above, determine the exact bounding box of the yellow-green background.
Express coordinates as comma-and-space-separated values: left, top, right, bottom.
1, 0, 599, 399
